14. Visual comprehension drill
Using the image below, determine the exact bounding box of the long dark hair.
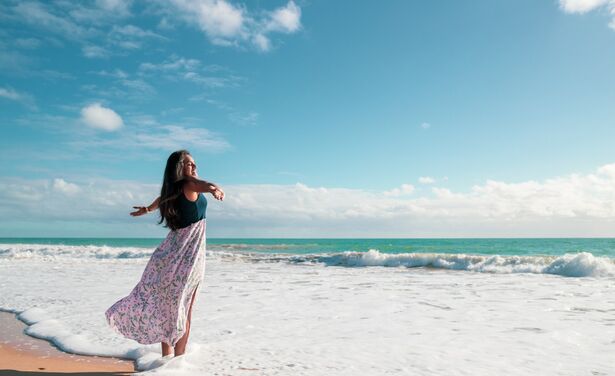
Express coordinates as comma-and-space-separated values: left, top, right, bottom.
158, 149, 191, 231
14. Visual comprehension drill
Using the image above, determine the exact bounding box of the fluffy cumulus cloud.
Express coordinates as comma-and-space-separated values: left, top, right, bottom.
52, 178, 81, 195
266, 1, 302, 33
559, 0, 615, 29
3, 164, 615, 237
418, 177, 435, 184
559, 0, 610, 13
0, 178, 158, 226
80, 103, 124, 131
192, 0, 243, 38
213, 164, 615, 236
166, 0, 302, 51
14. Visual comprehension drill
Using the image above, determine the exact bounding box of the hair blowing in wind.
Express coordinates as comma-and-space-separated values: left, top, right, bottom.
158, 150, 190, 231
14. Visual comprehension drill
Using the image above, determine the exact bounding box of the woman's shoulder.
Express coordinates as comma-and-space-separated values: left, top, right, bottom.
180, 185, 199, 202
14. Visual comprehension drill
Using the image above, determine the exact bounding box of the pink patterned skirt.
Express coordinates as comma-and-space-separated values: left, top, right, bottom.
105, 219, 206, 346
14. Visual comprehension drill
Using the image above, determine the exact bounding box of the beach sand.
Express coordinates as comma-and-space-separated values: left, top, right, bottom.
0, 311, 135, 375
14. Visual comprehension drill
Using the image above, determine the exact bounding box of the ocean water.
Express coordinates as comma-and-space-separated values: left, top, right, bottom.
3, 236, 615, 257
1, 238, 614, 375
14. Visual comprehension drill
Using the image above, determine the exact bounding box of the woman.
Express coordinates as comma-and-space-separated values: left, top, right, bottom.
105, 150, 224, 357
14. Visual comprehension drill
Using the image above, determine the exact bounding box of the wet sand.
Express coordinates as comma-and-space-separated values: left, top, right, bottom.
0, 311, 134, 375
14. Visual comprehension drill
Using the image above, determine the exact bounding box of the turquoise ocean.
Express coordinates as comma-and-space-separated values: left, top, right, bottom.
2, 237, 615, 257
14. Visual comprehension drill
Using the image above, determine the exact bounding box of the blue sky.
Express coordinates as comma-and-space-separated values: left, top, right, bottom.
2, 0, 615, 238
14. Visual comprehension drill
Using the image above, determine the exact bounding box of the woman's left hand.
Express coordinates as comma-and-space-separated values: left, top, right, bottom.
211, 185, 225, 201
130, 206, 149, 216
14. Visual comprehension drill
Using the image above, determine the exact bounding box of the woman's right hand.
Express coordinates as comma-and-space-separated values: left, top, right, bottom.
130, 206, 149, 216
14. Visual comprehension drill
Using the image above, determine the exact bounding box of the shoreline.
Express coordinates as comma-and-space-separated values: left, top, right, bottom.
0, 311, 135, 375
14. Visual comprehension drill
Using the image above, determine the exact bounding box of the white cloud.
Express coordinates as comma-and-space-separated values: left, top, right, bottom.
559, 0, 615, 30
96, 69, 128, 79
182, 71, 234, 87
82, 45, 109, 58
111, 25, 162, 38
253, 33, 271, 52
139, 55, 241, 88
86, 70, 156, 99
0, 177, 158, 225
165, 0, 302, 51
52, 178, 81, 195
8, 2, 154, 58
383, 184, 415, 197
3, 163, 615, 237
8, 0, 299, 59
169, 0, 245, 41
214, 164, 615, 236
139, 55, 201, 71
0, 87, 21, 101
158, 17, 174, 30
80, 103, 124, 131
420, 122, 431, 129
12, 2, 91, 40
419, 177, 435, 184
0, 87, 36, 109
229, 111, 259, 126
559, 0, 610, 13
66, 0, 132, 24
133, 125, 230, 152
267, 1, 301, 33
597, 163, 615, 177
107, 24, 167, 50
95, 0, 132, 15
120, 79, 156, 95
68, 122, 230, 154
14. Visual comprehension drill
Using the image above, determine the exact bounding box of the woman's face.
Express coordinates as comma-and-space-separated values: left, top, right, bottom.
182, 155, 197, 178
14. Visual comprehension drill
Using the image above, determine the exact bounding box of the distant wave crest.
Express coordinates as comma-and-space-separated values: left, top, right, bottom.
1, 243, 613, 278
294, 249, 615, 278
0, 243, 154, 260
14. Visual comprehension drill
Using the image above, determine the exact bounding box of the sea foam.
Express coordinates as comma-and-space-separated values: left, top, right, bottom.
2, 250, 615, 375
1, 243, 613, 278
304, 249, 615, 277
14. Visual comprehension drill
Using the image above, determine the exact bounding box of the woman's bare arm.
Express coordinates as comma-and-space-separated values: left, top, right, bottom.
130, 196, 161, 216
147, 196, 161, 211
183, 176, 224, 201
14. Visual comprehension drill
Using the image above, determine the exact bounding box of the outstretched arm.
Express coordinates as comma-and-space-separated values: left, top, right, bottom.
183, 176, 225, 201
130, 196, 161, 216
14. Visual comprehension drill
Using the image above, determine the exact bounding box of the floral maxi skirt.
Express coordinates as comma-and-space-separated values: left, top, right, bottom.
105, 219, 206, 346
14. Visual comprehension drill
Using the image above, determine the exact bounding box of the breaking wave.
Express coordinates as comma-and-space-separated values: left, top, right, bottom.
1, 243, 613, 278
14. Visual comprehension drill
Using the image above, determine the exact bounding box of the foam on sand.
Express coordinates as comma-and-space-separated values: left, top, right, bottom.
0, 311, 134, 373
1, 252, 614, 375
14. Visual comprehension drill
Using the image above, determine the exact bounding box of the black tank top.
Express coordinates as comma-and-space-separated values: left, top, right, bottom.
177, 192, 207, 229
